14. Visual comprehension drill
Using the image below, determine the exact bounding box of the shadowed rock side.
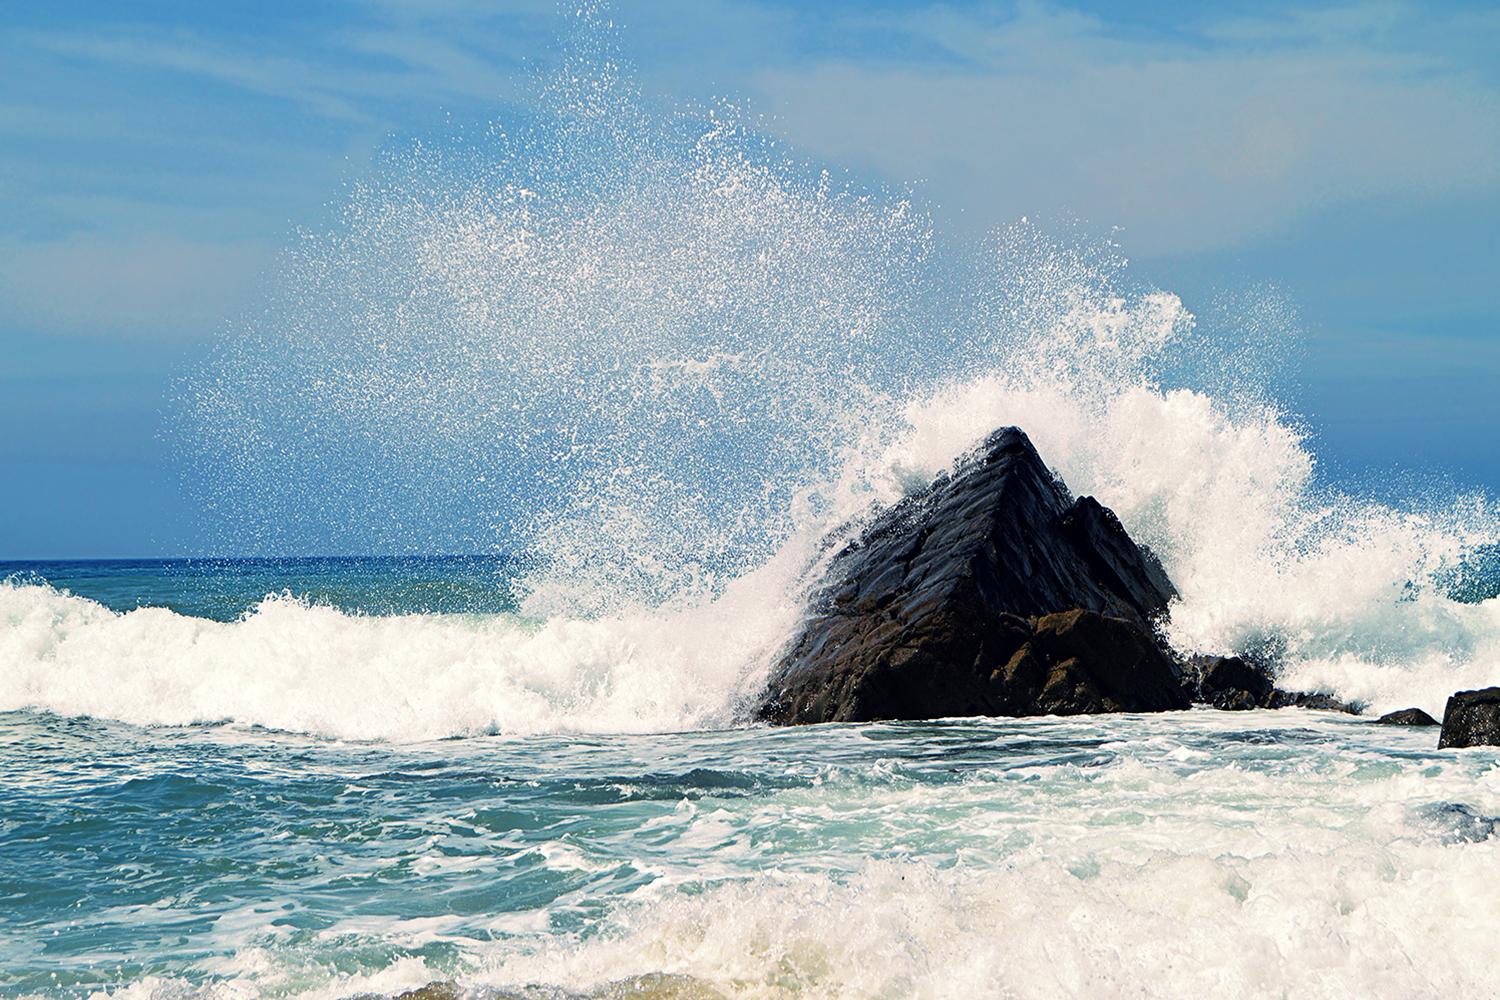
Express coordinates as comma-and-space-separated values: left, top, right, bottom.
756, 427, 1189, 725
1439, 688, 1500, 748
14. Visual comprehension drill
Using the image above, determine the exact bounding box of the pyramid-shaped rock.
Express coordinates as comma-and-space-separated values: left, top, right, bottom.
756, 427, 1188, 724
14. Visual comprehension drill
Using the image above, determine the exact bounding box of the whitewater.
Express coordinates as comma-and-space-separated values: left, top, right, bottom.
4, 7, 1500, 999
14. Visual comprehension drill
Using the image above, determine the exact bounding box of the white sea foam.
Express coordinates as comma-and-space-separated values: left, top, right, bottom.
64, 714, 1500, 1000
13, 279, 1500, 736
0, 569, 800, 739
469, 847, 1500, 1000
857, 369, 1500, 718
53, 4, 1500, 732
12, 346, 1500, 735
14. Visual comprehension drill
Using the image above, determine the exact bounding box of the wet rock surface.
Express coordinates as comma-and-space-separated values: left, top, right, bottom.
1377, 707, 1440, 727
755, 427, 1187, 725
1196, 655, 1274, 711
1438, 687, 1500, 748
1263, 689, 1361, 714
394, 984, 462, 1000
1180, 654, 1362, 715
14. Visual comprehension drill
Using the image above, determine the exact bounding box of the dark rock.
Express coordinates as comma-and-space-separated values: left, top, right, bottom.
1438, 687, 1500, 748
1264, 689, 1361, 714
1198, 655, 1275, 710
1377, 707, 1440, 727
755, 427, 1187, 725
1177, 653, 1364, 714
1028, 609, 1192, 716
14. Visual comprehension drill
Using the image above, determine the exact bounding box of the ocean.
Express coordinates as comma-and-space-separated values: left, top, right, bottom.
3, 547, 1500, 1000
7, 8, 1500, 998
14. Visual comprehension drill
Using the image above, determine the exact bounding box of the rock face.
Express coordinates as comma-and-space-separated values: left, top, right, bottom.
755, 427, 1188, 725
1197, 656, 1274, 711
1438, 688, 1500, 748
394, 984, 461, 1000
1263, 690, 1360, 714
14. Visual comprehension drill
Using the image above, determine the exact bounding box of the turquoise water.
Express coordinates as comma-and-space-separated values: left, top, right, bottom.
4, 562, 1500, 999
0, 559, 520, 623
5, 691, 1499, 999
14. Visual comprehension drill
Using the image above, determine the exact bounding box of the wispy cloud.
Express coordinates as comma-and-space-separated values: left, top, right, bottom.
23, 23, 528, 123
39, 31, 369, 119
3, 0, 1496, 337
0, 234, 276, 338
0, 5, 550, 333
751, 1, 1500, 255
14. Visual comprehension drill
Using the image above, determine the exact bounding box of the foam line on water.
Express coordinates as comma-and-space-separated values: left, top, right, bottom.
70, 840, 1500, 1000
0, 571, 802, 739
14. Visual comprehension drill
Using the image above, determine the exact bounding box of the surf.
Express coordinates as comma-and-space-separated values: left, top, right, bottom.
8, 5, 1500, 737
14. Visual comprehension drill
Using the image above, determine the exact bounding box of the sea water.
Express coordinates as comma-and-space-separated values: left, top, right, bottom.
2, 585, 1500, 1000
7, 6, 1500, 998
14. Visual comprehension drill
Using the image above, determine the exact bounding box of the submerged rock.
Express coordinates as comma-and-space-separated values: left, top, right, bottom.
1411, 802, 1499, 843
394, 984, 462, 1000
755, 427, 1187, 725
1438, 687, 1500, 748
1377, 708, 1440, 727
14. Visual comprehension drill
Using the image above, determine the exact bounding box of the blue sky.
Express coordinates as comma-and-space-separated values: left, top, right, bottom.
2, 0, 1498, 557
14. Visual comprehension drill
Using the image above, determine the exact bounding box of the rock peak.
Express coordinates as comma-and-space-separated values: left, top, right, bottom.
756, 426, 1185, 725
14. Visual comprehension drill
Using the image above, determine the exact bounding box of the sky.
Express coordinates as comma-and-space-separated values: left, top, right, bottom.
1, 0, 1497, 558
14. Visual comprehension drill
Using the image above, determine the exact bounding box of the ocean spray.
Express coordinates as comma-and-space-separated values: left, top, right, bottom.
63, 4, 1500, 729
8, 9, 1500, 999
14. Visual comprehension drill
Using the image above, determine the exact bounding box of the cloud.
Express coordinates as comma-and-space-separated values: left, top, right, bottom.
15, 5, 550, 126
0, 5, 561, 338
750, 2, 1500, 255
0, 235, 276, 338
31, 32, 370, 121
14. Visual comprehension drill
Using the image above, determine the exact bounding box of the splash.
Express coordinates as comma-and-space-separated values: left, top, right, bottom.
181, 9, 928, 600
170, 5, 1500, 720
0, 576, 791, 739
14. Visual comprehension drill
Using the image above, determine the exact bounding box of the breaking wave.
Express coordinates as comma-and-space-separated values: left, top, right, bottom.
9, 6, 1497, 737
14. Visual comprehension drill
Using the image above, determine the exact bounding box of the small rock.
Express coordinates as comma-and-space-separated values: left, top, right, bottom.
1411, 802, 1498, 843
1376, 708, 1439, 727
1438, 687, 1500, 748
1198, 655, 1274, 710
1265, 689, 1361, 714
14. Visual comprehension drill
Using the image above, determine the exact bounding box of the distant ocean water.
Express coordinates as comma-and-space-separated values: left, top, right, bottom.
9, 7, 1500, 998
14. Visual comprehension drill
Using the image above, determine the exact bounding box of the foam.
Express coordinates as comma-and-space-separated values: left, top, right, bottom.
468, 847, 1500, 1000
68, 728, 1500, 1000
859, 368, 1500, 717
0, 574, 800, 740
16, 269, 1500, 736
140, 4, 1500, 724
